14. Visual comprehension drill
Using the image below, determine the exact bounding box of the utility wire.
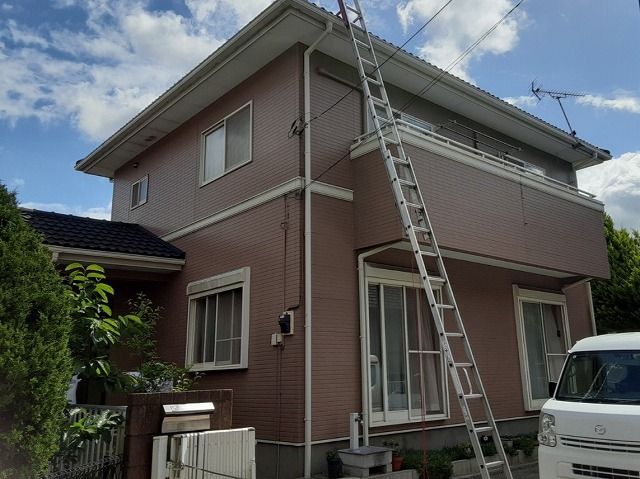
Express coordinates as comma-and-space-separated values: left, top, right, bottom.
306, 0, 455, 127
302, 0, 526, 192
397, 0, 525, 114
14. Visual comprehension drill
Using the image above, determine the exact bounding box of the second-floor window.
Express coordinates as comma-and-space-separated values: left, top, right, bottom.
131, 176, 148, 209
202, 102, 252, 185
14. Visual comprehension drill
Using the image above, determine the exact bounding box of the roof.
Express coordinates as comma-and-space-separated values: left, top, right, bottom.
21, 209, 185, 273
76, 0, 612, 179
570, 333, 640, 353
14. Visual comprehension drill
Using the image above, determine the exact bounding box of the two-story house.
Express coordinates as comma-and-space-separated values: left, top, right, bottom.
38, 0, 612, 477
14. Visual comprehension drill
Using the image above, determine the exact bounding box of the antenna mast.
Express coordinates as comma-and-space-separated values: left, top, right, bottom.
531, 81, 584, 137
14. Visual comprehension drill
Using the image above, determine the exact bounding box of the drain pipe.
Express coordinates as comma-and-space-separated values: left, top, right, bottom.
356, 244, 395, 447
304, 21, 333, 479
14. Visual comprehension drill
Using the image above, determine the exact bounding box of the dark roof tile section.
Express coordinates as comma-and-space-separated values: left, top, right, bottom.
21, 209, 185, 260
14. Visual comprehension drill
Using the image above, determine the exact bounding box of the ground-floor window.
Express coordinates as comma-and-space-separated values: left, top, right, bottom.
186, 268, 250, 371
366, 266, 448, 425
513, 286, 570, 410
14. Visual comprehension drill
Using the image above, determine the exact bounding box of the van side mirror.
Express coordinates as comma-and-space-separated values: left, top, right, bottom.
548, 381, 557, 397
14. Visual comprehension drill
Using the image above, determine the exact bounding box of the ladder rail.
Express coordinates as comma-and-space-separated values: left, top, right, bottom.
337, 2, 513, 477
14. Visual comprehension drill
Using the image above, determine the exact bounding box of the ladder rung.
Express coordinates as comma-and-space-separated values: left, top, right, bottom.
455, 362, 473, 368
361, 57, 375, 67
364, 76, 381, 87
436, 303, 454, 310
474, 426, 494, 434
413, 226, 430, 234
355, 38, 371, 50
420, 250, 438, 258
404, 201, 422, 210
392, 156, 408, 164
370, 96, 387, 107
445, 332, 464, 338
485, 460, 505, 469
465, 393, 484, 400
397, 178, 416, 188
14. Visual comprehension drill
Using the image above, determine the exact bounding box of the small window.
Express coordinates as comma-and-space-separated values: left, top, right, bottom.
513, 286, 570, 410
131, 176, 148, 209
186, 268, 250, 370
202, 103, 252, 184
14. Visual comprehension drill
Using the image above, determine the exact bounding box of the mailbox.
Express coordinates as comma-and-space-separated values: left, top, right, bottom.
161, 402, 215, 434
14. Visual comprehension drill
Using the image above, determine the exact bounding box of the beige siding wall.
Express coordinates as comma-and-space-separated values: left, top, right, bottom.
111, 45, 304, 236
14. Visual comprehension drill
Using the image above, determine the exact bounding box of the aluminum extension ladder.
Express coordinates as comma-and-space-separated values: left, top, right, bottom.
336, 1, 513, 477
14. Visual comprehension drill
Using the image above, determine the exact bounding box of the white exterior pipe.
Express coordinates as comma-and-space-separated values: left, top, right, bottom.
303, 21, 332, 479
357, 243, 397, 447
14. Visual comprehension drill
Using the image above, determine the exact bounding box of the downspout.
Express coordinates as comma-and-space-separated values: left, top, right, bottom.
304, 21, 332, 479
357, 244, 395, 447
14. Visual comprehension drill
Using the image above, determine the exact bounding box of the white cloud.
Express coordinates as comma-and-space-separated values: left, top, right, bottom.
19, 201, 112, 220
502, 95, 538, 108
0, 0, 276, 141
577, 152, 640, 231
577, 93, 640, 115
396, 0, 527, 82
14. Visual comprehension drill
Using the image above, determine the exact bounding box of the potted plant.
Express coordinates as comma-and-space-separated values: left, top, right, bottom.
326, 449, 342, 479
383, 439, 404, 471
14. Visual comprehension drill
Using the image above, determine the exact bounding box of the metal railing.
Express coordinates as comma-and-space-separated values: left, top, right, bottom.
353, 121, 598, 201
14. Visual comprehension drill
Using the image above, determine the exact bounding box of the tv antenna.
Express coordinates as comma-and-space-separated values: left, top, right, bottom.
531, 81, 585, 138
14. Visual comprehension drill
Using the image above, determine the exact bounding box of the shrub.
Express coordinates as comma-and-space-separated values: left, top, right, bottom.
402, 449, 453, 479
0, 186, 73, 478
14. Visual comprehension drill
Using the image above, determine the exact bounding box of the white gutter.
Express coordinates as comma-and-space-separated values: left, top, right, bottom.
304, 21, 332, 479
356, 243, 399, 447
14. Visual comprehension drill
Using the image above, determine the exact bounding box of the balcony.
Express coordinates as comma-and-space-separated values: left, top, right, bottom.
349, 121, 609, 279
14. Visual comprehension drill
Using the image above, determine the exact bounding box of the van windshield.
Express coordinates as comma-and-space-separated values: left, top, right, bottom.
556, 350, 640, 404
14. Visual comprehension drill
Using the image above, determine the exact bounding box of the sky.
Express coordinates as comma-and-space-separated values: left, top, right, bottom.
1, 0, 639, 230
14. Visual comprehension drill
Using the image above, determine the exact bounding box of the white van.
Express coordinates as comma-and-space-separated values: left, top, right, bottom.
538, 332, 640, 478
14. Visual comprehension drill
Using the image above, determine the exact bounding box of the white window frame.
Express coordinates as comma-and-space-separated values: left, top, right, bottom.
131, 175, 148, 209
201, 102, 252, 186
186, 268, 250, 371
364, 265, 449, 426
513, 286, 571, 411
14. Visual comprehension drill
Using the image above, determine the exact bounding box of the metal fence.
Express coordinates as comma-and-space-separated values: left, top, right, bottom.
42, 456, 123, 479
45, 405, 127, 479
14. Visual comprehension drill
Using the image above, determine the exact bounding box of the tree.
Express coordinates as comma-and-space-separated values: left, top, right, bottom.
0, 185, 73, 479
591, 214, 640, 333
65, 263, 141, 402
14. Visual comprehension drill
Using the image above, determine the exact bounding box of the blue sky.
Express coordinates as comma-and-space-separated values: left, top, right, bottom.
1, 0, 639, 229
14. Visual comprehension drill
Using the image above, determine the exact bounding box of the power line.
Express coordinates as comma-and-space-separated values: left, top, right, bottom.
302, 0, 526, 192
303, 0, 455, 128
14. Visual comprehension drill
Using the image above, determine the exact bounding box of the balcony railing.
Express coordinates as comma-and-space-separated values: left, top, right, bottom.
353, 120, 597, 201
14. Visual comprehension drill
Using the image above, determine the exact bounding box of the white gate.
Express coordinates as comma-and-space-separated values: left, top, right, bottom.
152, 428, 256, 479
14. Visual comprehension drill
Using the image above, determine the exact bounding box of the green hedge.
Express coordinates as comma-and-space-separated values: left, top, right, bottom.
0, 186, 73, 478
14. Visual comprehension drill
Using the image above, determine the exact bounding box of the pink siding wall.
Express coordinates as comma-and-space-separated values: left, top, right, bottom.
153, 196, 305, 442
353, 147, 609, 278
111, 45, 304, 236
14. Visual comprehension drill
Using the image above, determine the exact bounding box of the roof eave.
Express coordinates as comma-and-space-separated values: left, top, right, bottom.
76, 0, 611, 178
48, 245, 186, 273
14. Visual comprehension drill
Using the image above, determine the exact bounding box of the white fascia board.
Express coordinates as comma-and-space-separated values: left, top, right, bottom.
162, 177, 353, 242
47, 246, 185, 273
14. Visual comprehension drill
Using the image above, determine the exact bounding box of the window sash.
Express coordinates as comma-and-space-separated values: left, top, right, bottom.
202, 103, 251, 184
514, 287, 570, 410
368, 281, 446, 424
131, 176, 148, 209
187, 268, 250, 371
